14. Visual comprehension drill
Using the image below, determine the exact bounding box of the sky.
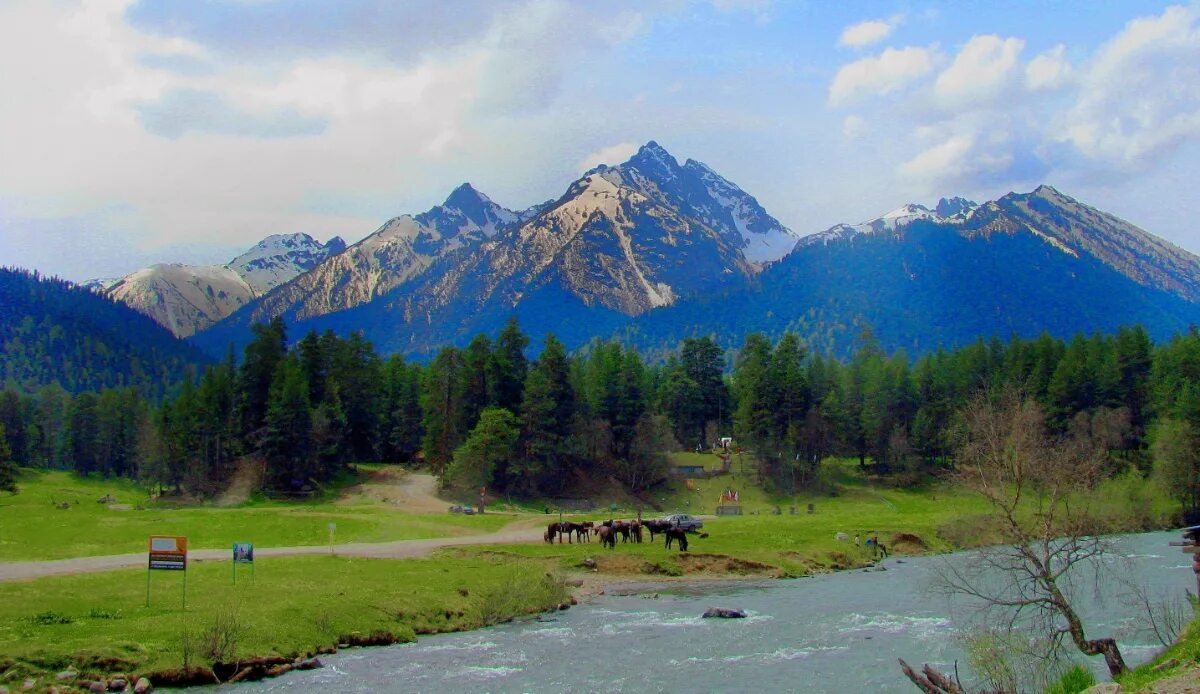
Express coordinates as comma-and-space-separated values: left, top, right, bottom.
2, 0, 1200, 281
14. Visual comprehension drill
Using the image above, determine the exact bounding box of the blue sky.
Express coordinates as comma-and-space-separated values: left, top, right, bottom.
2, 0, 1198, 280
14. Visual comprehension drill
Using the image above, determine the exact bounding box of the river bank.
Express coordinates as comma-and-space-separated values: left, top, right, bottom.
231, 532, 1191, 694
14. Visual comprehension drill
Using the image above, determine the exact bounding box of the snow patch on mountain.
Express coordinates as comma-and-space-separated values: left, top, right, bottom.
797, 198, 979, 248
229, 233, 346, 294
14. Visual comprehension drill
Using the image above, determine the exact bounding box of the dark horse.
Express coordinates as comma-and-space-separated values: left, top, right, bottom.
663, 527, 689, 552
644, 519, 671, 542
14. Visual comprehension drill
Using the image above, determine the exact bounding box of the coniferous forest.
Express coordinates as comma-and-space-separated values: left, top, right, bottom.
4, 310, 1200, 513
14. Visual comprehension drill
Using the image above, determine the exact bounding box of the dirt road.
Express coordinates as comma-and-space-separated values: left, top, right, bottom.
0, 518, 547, 583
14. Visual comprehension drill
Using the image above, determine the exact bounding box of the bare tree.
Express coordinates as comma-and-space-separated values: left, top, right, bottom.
931, 388, 1127, 679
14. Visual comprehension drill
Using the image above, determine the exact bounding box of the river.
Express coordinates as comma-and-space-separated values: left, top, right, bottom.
237, 531, 1187, 693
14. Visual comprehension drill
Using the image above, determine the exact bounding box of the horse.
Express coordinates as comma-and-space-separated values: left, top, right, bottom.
612, 521, 631, 544
630, 520, 643, 544
597, 525, 616, 549
663, 527, 689, 552
573, 523, 591, 543
644, 519, 670, 542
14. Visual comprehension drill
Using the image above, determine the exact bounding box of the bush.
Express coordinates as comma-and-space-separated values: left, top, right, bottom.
26, 610, 73, 625
1044, 665, 1097, 694
199, 604, 246, 663
472, 565, 569, 626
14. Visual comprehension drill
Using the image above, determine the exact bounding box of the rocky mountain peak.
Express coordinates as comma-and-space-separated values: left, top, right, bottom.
935, 196, 978, 218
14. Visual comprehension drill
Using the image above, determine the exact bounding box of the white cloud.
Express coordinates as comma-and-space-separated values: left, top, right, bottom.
840, 17, 902, 48
842, 115, 866, 140
829, 46, 934, 105
0, 0, 657, 279
899, 135, 975, 180
934, 35, 1025, 108
898, 130, 1013, 187
1025, 44, 1073, 91
838, 18, 897, 48
1054, 4, 1200, 171
578, 143, 640, 172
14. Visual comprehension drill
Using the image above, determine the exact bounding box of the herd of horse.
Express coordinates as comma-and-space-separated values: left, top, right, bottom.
543, 518, 691, 551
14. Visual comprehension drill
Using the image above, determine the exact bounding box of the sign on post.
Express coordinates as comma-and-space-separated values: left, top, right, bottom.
149, 535, 187, 570
233, 542, 254, 563
232, 542, 254, 584
146, 536, 188, 609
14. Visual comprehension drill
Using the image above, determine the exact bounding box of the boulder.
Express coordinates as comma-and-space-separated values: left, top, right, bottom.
133, 678, 153, 694
294, 658, 322, 671
265, 664, 292, 678
20, 679, 35, 692
88, 682, 106, 694
108, 678, 128, 691
702, 607, 746, 619
55, 670, 78, 681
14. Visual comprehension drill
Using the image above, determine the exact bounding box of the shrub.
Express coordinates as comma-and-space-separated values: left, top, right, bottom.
1044, 665, 1097, 694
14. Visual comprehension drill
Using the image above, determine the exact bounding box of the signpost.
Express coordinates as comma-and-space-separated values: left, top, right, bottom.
328, 522, 336, 555
147, 535, 188, 609
232, 542, 254, 584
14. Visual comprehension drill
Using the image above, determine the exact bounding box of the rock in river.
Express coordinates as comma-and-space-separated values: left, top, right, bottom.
702, 608, 746, 619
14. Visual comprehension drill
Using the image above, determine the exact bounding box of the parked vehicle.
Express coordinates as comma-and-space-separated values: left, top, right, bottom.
663, 513, 703, 531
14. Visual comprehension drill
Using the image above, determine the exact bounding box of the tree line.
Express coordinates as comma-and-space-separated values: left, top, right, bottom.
2, 319, 1198, 512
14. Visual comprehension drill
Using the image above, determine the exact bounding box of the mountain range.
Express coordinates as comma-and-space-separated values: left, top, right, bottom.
95, 233, 346, 337
74, 140, 1200, 360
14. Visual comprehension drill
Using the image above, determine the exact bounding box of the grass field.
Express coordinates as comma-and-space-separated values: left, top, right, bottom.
0, 553, 568, 685
483, 456, 1175, 578
0, 469, 513, 561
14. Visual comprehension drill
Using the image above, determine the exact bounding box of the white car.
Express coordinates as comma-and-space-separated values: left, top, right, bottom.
664, 514, 703, 531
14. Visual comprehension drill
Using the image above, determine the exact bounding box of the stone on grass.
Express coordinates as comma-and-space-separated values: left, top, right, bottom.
108, 678, 128, 691
55, 670, 77, 681
702, 608, 746, 619
88, 682, 106, 694
20, 679, 35, 692
133, 678, 153, 694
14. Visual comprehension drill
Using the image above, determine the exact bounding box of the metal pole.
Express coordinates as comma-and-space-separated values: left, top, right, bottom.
182, 569, 187, 611
145, 568, 151, 608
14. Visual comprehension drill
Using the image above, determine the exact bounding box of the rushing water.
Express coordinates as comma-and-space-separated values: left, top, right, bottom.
239, 532, 1188, 693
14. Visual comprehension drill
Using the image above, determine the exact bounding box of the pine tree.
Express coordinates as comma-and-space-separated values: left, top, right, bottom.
460, 334, 496, 435
492, 317, 530, 414
238, 317, 288, 446
421, 347, 466, 480
0, 423, 16, 492
516, 335, 576, 493
262, 357, 314, 487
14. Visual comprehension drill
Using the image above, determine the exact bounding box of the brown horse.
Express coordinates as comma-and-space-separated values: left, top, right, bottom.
630, 519, 643, 543
596, 525, 616, 549
644, 519, 671, 542
664, 527, 689, 552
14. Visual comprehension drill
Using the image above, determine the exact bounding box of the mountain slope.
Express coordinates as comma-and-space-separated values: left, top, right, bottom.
617, 186, 1200, 357
209, 184, 527, 335
107, 233, 344, 337
0, 267, 209, 396
198, 142, 789, 356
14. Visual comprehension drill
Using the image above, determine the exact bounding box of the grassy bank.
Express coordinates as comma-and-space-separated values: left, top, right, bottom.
0, 469, 512, 561
1115, 609, 1200, 692
0, 553, 569, 687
